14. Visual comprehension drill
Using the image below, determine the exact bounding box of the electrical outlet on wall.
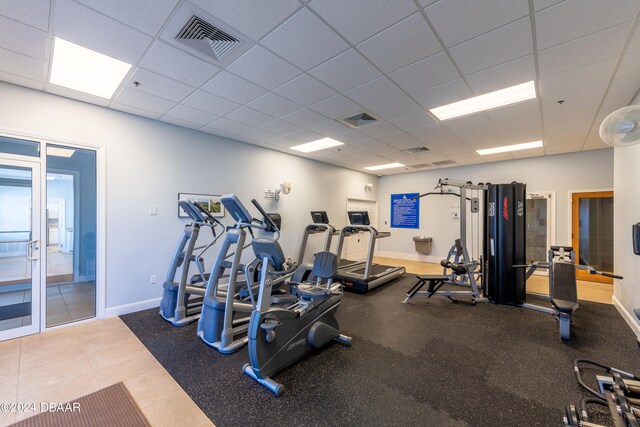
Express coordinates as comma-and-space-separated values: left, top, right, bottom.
150, 275, 157, 285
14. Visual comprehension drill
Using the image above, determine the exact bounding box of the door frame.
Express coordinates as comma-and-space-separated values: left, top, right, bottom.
570, 189, 614, 284
0, 129, 105, 336
0, 157, 41, 341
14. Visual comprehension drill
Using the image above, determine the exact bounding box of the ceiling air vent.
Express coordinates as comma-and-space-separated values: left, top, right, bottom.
432, 160, 457, 166
176, 15, 240, 62
338, 112, 380, 129
403, 146, 431, 155
411, 163, 432, 169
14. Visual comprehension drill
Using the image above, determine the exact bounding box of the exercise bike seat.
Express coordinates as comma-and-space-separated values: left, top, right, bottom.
550, 262, 578, 314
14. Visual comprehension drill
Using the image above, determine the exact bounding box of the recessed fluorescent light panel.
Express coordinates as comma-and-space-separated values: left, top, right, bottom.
290, 137, 343, 153
49, 37, 132, 99
430, 81, 536, 121
47, 146, 76, 158
476, 140, 543, 155
364, 162, 405, 171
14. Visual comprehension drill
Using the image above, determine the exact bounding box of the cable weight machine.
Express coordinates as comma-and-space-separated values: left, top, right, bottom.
403, 178, 489, 304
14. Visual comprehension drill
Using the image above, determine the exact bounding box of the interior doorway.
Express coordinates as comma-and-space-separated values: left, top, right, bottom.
344, 198, 377, 262
526, 192, 556, 274
571, 191, 614, 284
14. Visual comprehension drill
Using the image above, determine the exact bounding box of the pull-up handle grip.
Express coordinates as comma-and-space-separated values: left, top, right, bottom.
600, 272, 623, 280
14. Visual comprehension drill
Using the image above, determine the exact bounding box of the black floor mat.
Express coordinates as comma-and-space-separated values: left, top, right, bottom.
121, 276, 639, 427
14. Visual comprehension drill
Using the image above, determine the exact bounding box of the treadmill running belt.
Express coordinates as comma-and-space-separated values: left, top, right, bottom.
350, 264, 396, 276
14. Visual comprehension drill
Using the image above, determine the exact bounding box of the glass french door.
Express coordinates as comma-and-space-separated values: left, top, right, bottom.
0, 159, 41, 341
526, 192, 555, 274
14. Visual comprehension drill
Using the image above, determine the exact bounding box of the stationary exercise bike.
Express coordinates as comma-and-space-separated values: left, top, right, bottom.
243, 200, 352, 396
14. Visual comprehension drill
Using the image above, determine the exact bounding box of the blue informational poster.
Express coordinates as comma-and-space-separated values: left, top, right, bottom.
390, 193, 419, 229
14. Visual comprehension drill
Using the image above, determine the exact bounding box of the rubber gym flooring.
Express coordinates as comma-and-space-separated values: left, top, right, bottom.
121, 275, 640, 426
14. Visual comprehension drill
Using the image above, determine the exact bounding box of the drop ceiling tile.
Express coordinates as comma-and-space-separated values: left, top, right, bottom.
182, 90, 240, 116
627, 25, 640, 53
369, 97, 424, 121
273, 74, 336, 105
539, 58, 617, 96
0, 15, 47, 60
544, 142, 583, 155
227, 45, 302, 90
247, 92, 301, 117
201, 71, 268, 104
309, 94, 361, 119
111, 102, 163, 120
449, 17, 532, 75
488, 99, 540, 124
425, 0, 529, 48
496, 125, 543, 144
309, 121, 352, 137
308, 0, 418, 44
376, 131, 424, 150
357, 122, 399, 138
465, 55, 535, 95
162, 104, 219, 128
357, 12, 441, 73
389, 111, 437, 130
205, 117, 252, 134
540, 82, 607, 111
225, 106, 274, 126
607, 73, 640, 99
543, 102, 599, 130
141, 41, 220, 87
599, 94, 634, 118
538, 22, 633, 76
0, 71, 41, 90
474, 152, 514, 162
191, 0, 301, 41
54, 0, 153, 64
46, 84, 110, 106
114, 87, 176, 116
388, 52, 459, 93
125, 68, 194, 103
344, 77, 404, 108
0, 48, 44, 81
259, 119, 304, 136
616, 50, 640, 78
405, 123, 459, 145
73, 0, 179, 36
160, 115, 206, 130
281, 108, 328, 127
412, 79, 472, 110
261, 8, 348, 70
308, 49, 382, 92
533, 0, 564, 11
238, 127, 279, 141
535, 0, 639, 50
335, 130, 370, 143
286, 129, 324, 142
443, 114, 502, 145
0, 0, 50, 31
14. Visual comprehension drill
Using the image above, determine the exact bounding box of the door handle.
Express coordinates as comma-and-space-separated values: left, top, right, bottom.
26, 240, 38, 261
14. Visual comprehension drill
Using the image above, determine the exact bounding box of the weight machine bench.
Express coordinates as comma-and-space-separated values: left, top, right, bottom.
403, 275, 451, 302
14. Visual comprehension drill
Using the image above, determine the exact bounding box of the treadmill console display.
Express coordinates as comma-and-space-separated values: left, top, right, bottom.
310, 211, 329, 224
348, 211, 370, 226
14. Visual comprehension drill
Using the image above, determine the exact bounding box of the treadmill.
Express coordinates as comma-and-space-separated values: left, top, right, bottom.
333, 211, 406, 293
309, 211, 361, 269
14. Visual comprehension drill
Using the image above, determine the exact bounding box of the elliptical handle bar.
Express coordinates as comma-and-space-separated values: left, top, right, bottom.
250, 199, 280, 238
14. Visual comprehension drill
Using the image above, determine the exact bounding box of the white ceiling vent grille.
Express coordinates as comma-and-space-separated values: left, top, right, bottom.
160, 2, 253, 67
176, 16, 240, 62
403, 146, 431, 155
432, 160, 457, 166
411, 163, 432, 169
338, 112, 381, 129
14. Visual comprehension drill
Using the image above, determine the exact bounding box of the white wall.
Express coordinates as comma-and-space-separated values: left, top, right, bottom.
0, 82, 377, 311
613, 98, 640, 334
376, 149, 613, 262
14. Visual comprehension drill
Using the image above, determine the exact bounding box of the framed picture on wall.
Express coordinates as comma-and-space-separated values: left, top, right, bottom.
178, 193, 225, 218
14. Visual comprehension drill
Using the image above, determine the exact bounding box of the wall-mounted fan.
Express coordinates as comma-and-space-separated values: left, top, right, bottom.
275, 180, 293, 200
599, 105, 640, 147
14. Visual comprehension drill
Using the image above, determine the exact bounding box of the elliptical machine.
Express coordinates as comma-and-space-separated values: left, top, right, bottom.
243, 199, 352, 395
160, 200, 224, 326
197, 195, 297, 354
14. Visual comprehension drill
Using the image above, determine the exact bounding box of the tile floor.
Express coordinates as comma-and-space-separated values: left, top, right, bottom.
0, 317, 213, 427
